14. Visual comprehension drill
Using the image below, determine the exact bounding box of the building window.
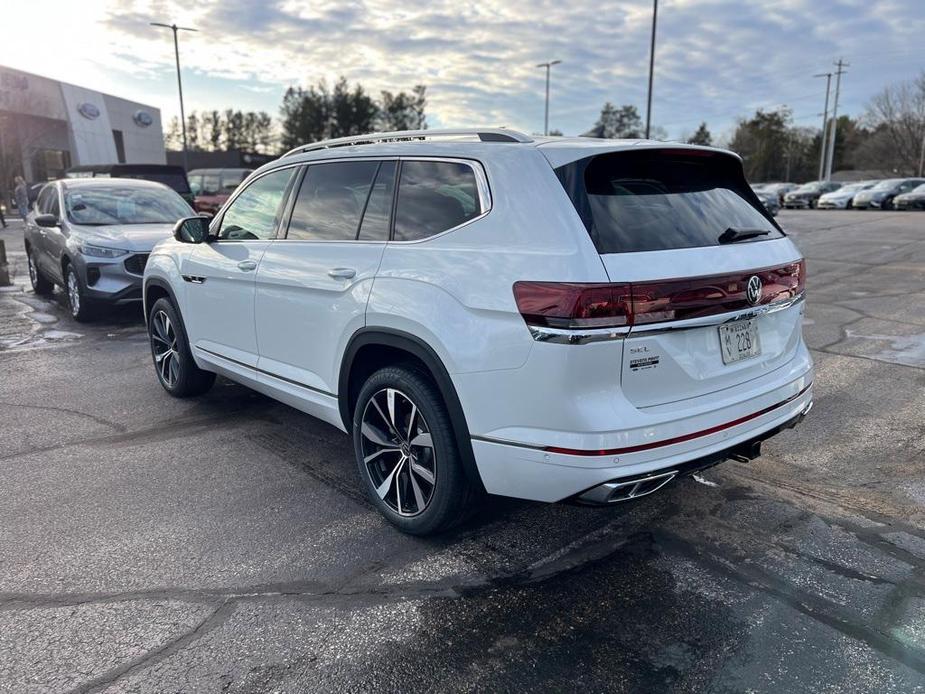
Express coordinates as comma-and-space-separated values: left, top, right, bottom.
31, 149, 71, 182
112, 130, 126, 164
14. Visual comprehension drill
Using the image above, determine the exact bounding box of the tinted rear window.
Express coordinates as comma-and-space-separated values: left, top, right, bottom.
393, 161, 481, 241
555, 150, 782, 253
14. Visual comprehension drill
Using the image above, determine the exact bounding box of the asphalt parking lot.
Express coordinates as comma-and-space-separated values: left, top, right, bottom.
1, 209, 925, 693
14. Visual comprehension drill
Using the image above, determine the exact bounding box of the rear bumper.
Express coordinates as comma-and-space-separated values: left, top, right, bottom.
572, 403, 810, 504
471, 370, 813, 503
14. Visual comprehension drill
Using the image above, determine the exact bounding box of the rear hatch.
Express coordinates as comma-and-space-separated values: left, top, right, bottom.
553, 147, 804, 408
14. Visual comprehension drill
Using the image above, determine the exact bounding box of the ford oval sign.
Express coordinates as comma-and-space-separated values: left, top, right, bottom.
133, 110, 153, 128
77, 102, 101, 120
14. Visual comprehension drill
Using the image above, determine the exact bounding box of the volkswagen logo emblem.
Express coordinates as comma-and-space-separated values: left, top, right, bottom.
746, 275, 762, 306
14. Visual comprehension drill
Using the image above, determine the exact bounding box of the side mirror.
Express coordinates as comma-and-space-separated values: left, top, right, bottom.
34, 214, 59, 228
173, 216, 211, 244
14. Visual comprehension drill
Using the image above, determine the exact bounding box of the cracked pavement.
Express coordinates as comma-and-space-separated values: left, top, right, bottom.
1, 211, 924, 692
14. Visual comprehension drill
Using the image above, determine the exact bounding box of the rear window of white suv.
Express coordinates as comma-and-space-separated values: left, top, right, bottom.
394, 160, 481, 241
555, 149, 783, 253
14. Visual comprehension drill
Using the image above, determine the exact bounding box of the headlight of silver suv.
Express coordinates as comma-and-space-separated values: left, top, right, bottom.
77, 242, 129, 258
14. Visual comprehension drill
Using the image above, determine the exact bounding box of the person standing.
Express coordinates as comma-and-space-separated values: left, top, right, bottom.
14, 176, 29, 219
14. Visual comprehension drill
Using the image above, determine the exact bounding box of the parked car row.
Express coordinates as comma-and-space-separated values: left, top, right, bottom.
751, 177, 925, 211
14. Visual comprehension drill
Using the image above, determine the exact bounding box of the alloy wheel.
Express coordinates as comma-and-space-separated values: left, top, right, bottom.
360, 388, 437, 517
150, 310, 180, 388
66, 270, 80, 316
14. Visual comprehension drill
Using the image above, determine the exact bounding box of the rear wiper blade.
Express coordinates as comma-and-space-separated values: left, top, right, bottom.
718, 227, 771, 244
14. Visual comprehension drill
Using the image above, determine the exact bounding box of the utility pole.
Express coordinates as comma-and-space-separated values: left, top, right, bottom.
151, 22, 198, 171
814, 72, 832, 181
644, 0, 658, 139
918, 128, 925, 177
536, 60, 561, 136
824, 58, 848, 181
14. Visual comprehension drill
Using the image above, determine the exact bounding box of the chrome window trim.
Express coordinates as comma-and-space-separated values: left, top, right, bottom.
221, 156, 491, 245
389, 156, 493, 245
525, 293, 804, 344
628, 293, 805, 336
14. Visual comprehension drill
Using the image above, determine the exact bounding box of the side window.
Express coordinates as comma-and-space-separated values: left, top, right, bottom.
222, 171, 249, 194
286, 161, 379, 241
189, 175, 202, 197
218, 168, 294, 240
35, 186, 53, 213
47, 190, 60, 218
358, 161, 397, 241
393, 161, 482, 242
201, 173, 221, 196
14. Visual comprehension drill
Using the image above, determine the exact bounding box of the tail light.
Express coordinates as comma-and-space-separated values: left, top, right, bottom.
512, 282, 632, 329
513, 260, 805, 330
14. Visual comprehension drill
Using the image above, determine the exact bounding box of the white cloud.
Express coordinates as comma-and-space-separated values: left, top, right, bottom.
1, 0, 922, 138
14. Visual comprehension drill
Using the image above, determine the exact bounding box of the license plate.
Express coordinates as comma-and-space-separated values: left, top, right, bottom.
719, 319, 761, 364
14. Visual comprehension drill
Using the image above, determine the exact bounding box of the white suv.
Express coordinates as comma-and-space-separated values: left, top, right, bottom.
144, 128, 813, 535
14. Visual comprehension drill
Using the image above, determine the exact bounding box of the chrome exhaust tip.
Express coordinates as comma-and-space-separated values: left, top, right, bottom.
577, 469, 678, 505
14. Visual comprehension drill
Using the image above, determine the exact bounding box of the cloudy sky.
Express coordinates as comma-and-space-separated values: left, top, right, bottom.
1, 0, 922, 142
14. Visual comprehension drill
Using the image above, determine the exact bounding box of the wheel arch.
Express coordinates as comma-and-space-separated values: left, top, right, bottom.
339, 328, 485, 492
143, 277, 179, 325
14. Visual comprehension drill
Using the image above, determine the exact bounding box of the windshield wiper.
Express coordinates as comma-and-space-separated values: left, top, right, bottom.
718, 227, 771, 244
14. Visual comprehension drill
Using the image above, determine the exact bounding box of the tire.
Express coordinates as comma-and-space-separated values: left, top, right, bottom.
64, 262, 95, 322
882, 196, 895, 211
353, 365, 475, 535
147, 297, 216, 397
26, 246, 53, 295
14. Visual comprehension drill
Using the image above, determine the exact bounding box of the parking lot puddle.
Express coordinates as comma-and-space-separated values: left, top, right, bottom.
0, 292, 82, 351
844, 329, 925, 367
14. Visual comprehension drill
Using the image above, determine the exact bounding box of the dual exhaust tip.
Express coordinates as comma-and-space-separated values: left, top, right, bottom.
577, 469, 679, 504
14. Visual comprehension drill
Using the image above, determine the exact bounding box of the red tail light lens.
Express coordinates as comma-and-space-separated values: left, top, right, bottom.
512, 282, 632, 328
513, 261, 805, 330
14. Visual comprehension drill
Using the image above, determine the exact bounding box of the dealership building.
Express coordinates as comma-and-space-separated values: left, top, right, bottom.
0, 66, 166, 184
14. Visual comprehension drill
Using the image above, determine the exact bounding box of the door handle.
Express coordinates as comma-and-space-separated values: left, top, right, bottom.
328, 268, 356, 280
237, 260, 258, 272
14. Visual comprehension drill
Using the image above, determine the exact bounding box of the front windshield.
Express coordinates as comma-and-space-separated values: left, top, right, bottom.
872, 179, 901, 191
838, 183, 867, 193
795, 183, 820, 193
911, 184, 925, 194
65, 186, 193, 226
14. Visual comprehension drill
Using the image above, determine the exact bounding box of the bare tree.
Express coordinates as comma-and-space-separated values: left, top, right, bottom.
863, 71, 925, 175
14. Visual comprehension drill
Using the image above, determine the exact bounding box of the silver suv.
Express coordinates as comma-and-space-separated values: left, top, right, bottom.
24, 178, 193, 320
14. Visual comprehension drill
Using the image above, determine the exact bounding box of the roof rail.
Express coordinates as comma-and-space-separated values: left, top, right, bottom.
281, 128, 533, 158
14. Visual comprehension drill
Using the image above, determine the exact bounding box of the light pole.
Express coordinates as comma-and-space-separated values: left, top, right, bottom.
151, 22, 197, 171
644, 0, 658, 139
814, 72, 832, 181
536, 60, 561, 136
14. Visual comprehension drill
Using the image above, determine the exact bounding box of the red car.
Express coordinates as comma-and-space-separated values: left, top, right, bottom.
188, 168, 252, 215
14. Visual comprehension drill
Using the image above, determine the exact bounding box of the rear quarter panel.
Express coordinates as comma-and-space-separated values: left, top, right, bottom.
365, 147, 608, 376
